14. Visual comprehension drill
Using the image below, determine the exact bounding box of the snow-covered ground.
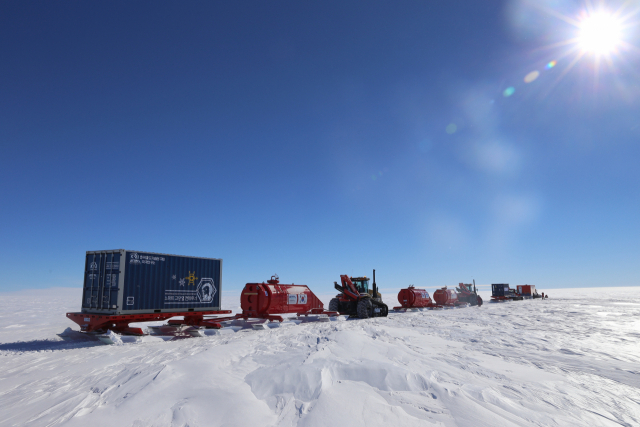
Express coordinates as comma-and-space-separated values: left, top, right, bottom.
1, 287, 639, 427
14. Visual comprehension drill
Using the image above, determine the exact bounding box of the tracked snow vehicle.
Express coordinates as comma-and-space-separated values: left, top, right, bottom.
490, 283, 524, 302
455, 281, 483, 306
329, 270, 389, 318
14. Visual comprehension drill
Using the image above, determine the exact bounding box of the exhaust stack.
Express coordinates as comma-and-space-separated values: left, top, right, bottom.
373, 269, 377, 298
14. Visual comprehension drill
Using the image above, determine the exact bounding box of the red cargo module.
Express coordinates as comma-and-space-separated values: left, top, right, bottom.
516, 284, 539, 299
240, 277, 326, 319
394, 286, 436, 310
433, 287, 464, 307
193, 275, 339, 328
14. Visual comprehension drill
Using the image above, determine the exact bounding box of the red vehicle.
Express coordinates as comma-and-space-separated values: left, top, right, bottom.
329, 270, 389, 318
432, 287, 468, 307
238, 275, 331, 320
455, 281, 483, 306
394, 286, 437, 310
196, 275, 339, 328
517, 284, 541, 299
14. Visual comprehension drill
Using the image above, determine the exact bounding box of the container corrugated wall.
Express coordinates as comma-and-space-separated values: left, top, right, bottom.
491, 283, 509, 297
81, 250, 222, 314
82, 251, 122, 311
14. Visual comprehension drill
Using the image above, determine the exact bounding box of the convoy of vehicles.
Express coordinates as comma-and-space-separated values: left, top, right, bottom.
65, 249, 546, 342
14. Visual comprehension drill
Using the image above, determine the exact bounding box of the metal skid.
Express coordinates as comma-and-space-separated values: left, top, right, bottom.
66, 310, 232, 335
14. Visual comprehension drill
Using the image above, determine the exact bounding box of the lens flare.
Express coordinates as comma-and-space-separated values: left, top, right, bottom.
524, 70, 540, 83
503, 87, 515, 97
545, 60, 557, 69
446, 123, 457, 134
578, 11, 623, 56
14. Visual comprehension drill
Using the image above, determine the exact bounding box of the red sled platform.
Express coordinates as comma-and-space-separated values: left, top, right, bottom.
66, 310, 232, 335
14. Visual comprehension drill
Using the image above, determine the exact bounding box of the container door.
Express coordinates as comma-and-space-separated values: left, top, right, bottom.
82, 252, 121, 311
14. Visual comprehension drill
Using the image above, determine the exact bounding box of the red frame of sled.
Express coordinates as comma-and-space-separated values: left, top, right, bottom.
68, 307, 339, 335
168, 308, 340, 329
393, 304, 443, 310
66, 310, 232, 335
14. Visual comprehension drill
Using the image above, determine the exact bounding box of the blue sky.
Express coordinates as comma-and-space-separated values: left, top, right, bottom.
1, 0, 639, 294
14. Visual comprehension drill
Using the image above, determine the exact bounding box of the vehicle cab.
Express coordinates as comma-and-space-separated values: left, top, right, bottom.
350, 277, 369, 294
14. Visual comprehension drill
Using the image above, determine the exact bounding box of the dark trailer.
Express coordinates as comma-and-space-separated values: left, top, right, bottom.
491, 283, 523, 301
491, 283, 510, 298
82, 249, 222, 315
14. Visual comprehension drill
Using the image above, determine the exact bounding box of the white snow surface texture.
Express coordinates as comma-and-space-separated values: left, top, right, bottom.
1, 287, 639, 427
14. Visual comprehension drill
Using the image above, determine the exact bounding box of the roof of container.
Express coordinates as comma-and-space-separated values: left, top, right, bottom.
85, 249, 222, 261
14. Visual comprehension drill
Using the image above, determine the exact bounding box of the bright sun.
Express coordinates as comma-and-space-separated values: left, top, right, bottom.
578, 11, 623, 56
529, 3, 638, 85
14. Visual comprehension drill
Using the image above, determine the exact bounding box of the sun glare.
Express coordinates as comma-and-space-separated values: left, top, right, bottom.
532, 3, 638, 85
578, 11, 623, 56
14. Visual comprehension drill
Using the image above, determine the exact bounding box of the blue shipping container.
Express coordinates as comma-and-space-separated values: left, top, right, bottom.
82, 250, 222, 314
491, 283, 510, 297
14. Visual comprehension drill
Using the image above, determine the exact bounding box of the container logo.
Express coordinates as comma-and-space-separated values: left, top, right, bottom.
89, 262, 98, 271
288, 294, 297, 305
131, 253, 139, 259
196, 278, 217, 303
185, 271, 198, 286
